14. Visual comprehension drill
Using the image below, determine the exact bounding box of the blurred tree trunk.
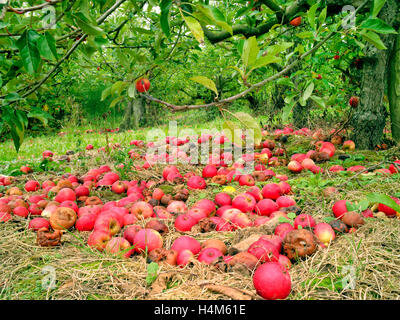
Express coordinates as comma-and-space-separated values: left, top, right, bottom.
389, 30, 400, 143
351, 0, 398, 149
120, 98, 144, 130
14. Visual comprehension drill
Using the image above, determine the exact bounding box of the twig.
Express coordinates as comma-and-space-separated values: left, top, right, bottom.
337, 160, 388, 189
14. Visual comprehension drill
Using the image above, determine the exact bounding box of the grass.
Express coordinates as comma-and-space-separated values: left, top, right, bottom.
1, 118, 400, 300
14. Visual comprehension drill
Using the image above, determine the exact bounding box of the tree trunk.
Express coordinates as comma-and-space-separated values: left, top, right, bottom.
120, 98, 145, 130
351, 0, 398, 149
389, 30, 400, 143
293, 100, 312, 128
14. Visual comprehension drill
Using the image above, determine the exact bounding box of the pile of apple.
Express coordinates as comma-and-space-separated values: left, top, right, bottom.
2, 125, 400, 300
0, 160, 338, 300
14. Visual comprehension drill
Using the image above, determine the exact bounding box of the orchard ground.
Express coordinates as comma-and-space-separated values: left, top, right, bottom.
1, 118, 400, 300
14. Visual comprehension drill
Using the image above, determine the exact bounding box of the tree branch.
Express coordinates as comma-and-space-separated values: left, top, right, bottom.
7, 0, 64, 14
0, 0, 128, 102
141, 32, 336, 111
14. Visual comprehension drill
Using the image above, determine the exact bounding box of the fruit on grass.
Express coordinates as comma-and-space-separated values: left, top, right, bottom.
293, 214, 316, 229
94, 213, 121, 236
232, 193, 256, 213
198, 247, 223, 265
343, 140, 356, 151
214, 193, 232, 207
13, 206, 30, 218
341, 211, 365, 227
105, 237, 132, 258
174, 214, 197, 232
278, 254, 292, 270
202, 165, 218, 178
187, 176, 207, 190
111, 181, 127, 194
332, 200, 351, 218
283, 229, 317, 259
167, 201, 188, 214
201, 239, 227, 255
145, 219, 169, 234
75, 214, 96, 232
253, 262, 291, 300
123, 225, 142, 244
248, 239, 279, 263
20, 166, 32, 174
329, 219, 348, 234
88, 230, 111, 251
288, 161, 302, 173
50, 207, 77, 230
133, 228, 163, 253
313, 223, 336, 246
25, 180, 40, 192
262, 183, 281, 200
28, 218, 50, 231
148, 248, 178, 266
55, 188, 76, 203
255, 199, 279, 216
177, 249, 194, 266
274, 223, 294, 239
171, 235, 201, 254
131, 201, 154, 219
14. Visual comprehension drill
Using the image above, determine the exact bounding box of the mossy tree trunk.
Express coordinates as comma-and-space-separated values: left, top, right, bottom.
351, 0, 398, 149
389, 30, 400, 143
120, 98, 145, 130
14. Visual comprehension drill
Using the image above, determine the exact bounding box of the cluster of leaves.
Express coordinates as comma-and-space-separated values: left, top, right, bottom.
0, 0, 397, 153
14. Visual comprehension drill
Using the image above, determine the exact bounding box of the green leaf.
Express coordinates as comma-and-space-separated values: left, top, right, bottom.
250, 55, 281, 72
3, 108, 25, 152
278, 216, 291, 224
109, 96, 124, 108
360, 30, 387, 49
74, 12, 104, 36
310, 95, 326, 108
287, 212, 297, 220
266, 42, 294, 56
128, 84, 136, 98
307, 3, 319, 31
227, 66, 245, 79
360, 18, 397, 34
303, 82, 315, 101
277, 77, 295, 88
296, 31, 314, 39
366, 193, 400, 213
357, 199, 370, 212
101, 86, 111, 101
146, 262, 159, 286
282, 99, 296, 123
232, 112, 262, 145
235, 6, 252, 18
223, 120, 243, 147
160, 0, 173, 37
242, 36, 259, 69
131, 27, 154, 35
182, 15, 204, 44
318, 7, 327, 26
37, 32, 58, 61
27, 107, 52, 126
372, 0, 387, 18
16, 30, 41, 75
111, 81, 128, 96
196, 4, 233, 35
3, 92, 21, 104
190, 76, 218, 96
